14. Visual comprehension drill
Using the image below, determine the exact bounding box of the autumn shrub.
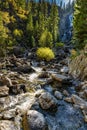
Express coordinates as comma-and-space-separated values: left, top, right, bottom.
36, 47, 55, 61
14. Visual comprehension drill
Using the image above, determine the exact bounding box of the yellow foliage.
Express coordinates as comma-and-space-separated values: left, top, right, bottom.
17, 13, 27, 20
36, 47, 55, 61
2, 12, 10, 24
13, 29, 23, 37
10, 16, 16, 23
18, 7, 26, 15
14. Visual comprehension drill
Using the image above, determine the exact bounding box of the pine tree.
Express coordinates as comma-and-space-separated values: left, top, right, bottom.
73, 0, 87, 49
0, 12, 8, 56
49, 4, 59, 43
0, 13, 8, 44
26, 13, 34, 46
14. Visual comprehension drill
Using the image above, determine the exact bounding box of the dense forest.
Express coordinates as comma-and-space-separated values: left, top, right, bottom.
0, 0, 87, 130
0, 0, 59, 56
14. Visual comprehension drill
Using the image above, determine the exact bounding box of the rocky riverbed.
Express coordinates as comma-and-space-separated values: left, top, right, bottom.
0, 46, 87, 130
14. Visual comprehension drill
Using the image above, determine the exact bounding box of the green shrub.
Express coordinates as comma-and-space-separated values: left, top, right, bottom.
39, 30, 53, 48
36, 47, 55, 61
70, 49, 79, 60
55, 42, 64, 48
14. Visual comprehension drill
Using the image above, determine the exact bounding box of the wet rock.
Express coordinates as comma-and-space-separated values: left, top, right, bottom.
51, 74, 71, 84
64, 97, 73, 103
71, 94, 87, 123
0, 120, 18, 130
71, 94, 86, 106
0, 86, 9, 97
39, 92, 57, 110
63, 90, 69, 97
27, 110, 47, 130
61, 66, 69, 73
54, 91, 63, 100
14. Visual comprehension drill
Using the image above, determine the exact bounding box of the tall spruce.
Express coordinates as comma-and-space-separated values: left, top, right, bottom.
49, 4, 59, 43
73, 0, 87, 49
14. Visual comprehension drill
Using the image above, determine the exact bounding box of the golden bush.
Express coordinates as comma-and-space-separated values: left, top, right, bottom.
36, 47, 55, 61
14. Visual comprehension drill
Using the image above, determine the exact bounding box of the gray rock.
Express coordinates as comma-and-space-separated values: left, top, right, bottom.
54, 91, 63, 100
63, 90, 69, 97
27, 110, 47, 130
71, 94, 87, 106
39, 92, 57, 110
64, 97, 73, 103
51, 74, 70, 84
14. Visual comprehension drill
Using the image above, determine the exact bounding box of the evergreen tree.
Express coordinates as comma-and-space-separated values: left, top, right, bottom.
39, 30, 53, 48
49, 4, 59, 43
0, 13, 8, 44
26, 13, 34, 46
73, 0, 87, 49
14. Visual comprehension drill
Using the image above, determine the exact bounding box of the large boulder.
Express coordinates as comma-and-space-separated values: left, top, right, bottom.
69, 52, 87, 80
39, 92, 58, 110
26, 110, 47, 130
